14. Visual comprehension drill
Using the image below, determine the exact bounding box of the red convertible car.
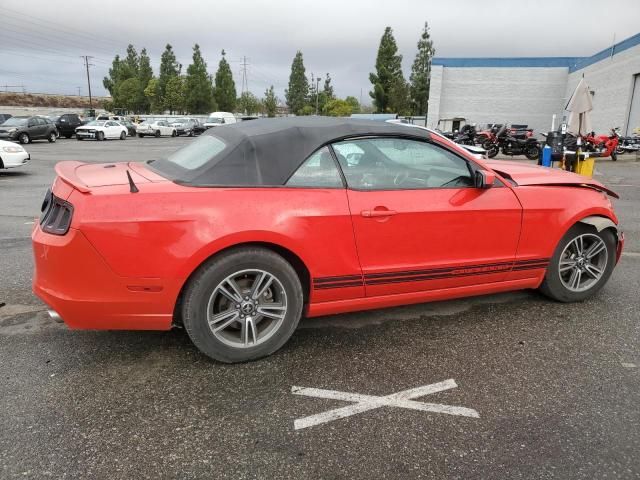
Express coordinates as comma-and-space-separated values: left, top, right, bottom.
32, 118, 624, 362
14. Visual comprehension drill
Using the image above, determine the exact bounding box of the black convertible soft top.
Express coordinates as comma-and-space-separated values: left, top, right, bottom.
150, 117, 429, 186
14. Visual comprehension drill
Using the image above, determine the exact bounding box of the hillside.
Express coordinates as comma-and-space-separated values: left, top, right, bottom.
0, 92, 109, 109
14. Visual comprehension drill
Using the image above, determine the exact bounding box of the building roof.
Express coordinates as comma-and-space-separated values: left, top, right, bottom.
432, 31, 640, 73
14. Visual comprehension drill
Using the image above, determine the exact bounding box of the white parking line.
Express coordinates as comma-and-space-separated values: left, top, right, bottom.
621, 362, 637, 369
292, 379, 479, 430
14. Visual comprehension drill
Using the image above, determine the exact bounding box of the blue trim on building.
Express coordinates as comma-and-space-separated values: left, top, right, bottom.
432, 57, 584, 68
432, 31, 640, 72
570, 31, 640, 72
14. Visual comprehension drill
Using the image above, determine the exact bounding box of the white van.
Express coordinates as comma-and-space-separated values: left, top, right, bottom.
204, 112, 237, 129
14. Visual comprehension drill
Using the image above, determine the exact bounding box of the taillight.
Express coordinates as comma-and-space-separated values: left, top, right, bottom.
40, 188, 73, 235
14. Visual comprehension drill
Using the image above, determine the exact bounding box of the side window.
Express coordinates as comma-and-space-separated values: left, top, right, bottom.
332, 137, 473, 190
286, 146, 343, 188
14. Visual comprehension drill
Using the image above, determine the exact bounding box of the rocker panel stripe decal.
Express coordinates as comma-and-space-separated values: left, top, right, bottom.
313, 258, 550, 290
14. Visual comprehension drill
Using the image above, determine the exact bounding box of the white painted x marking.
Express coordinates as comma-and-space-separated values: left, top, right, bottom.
292, 379, 479, 430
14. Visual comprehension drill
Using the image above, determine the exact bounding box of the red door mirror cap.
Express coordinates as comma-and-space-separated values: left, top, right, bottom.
483, 170, 496, 187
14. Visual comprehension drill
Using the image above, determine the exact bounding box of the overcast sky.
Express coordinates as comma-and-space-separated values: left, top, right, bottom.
1, 0, 638, 105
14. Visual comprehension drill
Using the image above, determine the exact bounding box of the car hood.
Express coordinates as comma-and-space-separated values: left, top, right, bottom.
485, 160, 619, 198
55, 161, 167, 191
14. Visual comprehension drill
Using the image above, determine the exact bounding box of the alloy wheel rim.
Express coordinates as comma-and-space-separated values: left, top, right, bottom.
558, 233, 608, 292
206, 269, 288, 349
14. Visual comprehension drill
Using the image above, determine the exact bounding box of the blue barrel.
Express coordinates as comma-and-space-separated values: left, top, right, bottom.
541, 145, 552, 167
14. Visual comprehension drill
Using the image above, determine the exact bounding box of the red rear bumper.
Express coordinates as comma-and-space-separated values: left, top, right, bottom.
32, 225, 176, 330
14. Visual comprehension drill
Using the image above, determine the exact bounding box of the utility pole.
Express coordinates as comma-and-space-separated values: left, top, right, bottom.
315, 76, 321, 115
80, 56, 94, 107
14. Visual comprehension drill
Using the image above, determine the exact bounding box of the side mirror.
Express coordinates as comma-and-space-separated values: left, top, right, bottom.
475, 170, 496, 189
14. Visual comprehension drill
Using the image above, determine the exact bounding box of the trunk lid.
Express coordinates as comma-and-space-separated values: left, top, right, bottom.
54, 161, 166, 191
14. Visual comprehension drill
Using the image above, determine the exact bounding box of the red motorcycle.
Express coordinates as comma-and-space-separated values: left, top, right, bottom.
584, 128, 621, 161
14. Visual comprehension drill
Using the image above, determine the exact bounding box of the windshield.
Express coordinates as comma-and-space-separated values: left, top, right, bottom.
207, 117, 223, 124
85, 121, 106, 127
2, 117, 28, 126
156, 135, 227, 171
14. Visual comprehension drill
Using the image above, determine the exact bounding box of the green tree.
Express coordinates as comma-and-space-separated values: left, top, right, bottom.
103, 55, 122, 97
322, 73, 334, 100
214, 50, 236, 112
324, 98, 354, 117
164, 75, 185, 114
409, 22, 435, 116
285, 51, 309, 115
185, 44, 215, 114
116, 77, 140, 112
263, 85, 278, 117
369, 27, 404, 113
144, 77, 163, 113
237, 92, 261, 115
389, 77, 411, 115
121, 44, 139, 80
137, 48, 153, 113
345, 96, 360, 113
158, 44, 180, 104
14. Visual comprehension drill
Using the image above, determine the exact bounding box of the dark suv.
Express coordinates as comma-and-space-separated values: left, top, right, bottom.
49, 113, 83, 138
0, 116, 58, 144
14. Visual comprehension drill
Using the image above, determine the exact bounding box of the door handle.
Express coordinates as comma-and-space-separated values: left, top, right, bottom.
361, 209, 397, 218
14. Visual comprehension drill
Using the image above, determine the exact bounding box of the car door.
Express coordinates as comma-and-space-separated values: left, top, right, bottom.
332, 136, 523, 297
104, 121, 116, 138
27, 118, 42, 139
284, 146, 365, 302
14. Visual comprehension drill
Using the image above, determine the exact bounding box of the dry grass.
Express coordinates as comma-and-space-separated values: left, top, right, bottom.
0, 92, 109, 108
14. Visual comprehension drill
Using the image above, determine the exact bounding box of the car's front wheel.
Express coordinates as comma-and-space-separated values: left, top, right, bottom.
182, 247, 304, 363
120, 131, 126, 140
539, 224, 616, 302
96, 131, 105, 141
19, 133, 30, 144
48, 131, 57, 143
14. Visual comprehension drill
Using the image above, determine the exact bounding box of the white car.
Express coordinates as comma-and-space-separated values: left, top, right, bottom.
75, 120, 129, 141
204, 111, 237, 129
136, 120, 177, 138
0, 140, 30, 169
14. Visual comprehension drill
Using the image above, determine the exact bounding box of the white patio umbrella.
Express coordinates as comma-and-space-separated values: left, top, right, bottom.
566, 76, 593, 137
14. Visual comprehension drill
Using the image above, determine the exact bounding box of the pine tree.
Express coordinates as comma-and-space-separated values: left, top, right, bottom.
184, 44, 215, 114
263, 85, 277, 117
159, 44, 180, 103
121, 44, 139, 80
369, 27, 404, 113
409, 22, 435, 116
323, 73, 334, 100
103, 55, 121, 96
164, 75, 185, 114
285, 51, 309, 115
137, 48, 153, 113
214, 50, 237, 112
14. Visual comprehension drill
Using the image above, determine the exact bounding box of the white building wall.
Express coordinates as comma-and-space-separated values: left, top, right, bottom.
426, 66, 443, 129
565, 44, 640, 135
428, 67, 567, 134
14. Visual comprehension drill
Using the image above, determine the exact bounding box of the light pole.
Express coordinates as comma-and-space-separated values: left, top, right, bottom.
315, 77, 321, 115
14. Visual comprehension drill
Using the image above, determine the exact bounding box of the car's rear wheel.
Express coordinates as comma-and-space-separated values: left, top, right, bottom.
539, 224, 616, 302
65, 134, 72, 139
120, 131, 126, 140
138, 133, 144, 138
171, 130, 177, 137
155, 130, 161, 138
48, 131, 57, 143
19, 133, 30, 144
182, 247, 304, 363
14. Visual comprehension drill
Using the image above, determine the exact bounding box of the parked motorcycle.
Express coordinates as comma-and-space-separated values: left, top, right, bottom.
454, 124, 477, 145
584, 128, 621, 161
501, 134, 540, 160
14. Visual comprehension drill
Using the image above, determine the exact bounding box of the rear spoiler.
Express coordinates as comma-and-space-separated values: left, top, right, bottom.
542, 182, 620, 199
54, 161, 91, 193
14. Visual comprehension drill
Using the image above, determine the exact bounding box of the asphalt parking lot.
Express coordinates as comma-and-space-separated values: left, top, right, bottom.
1, 137, 639, 479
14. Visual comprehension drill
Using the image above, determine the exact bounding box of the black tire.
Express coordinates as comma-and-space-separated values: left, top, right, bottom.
182, 247, 304, 363
188, 130, 194, 137
615, 146, 625, 155
611, 151, 617, 161
138, 133, 144, 138
64, 134, 72, 139
539, 224, 616, 303
77, 136, 83, 141
120, 131, 126, 140
48, 131, 57, 143
19, 133, 30, 145
96, 131, 105, 141
154, 130, 161, 138
482, 141, 499, 158
525, 145, 540, 160
171, 130, 177, 137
